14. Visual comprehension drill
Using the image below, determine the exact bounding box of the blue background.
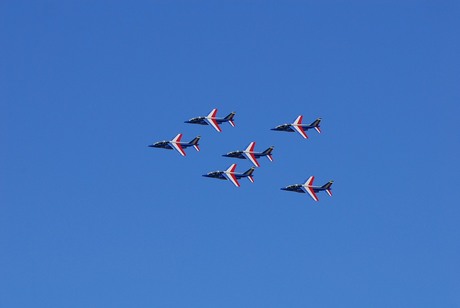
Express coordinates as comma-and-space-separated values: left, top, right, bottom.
1, 1, 459, 307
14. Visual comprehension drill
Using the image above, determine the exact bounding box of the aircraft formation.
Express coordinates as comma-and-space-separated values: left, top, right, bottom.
148, 108, 333, 202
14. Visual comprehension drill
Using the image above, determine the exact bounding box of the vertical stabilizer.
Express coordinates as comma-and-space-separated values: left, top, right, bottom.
310, 118, 322, 133
261, 146, 274, 161
224, 112, 236, 127
189, 136, 201, 151
243, 167, 255, 183
322, 180, 333, 196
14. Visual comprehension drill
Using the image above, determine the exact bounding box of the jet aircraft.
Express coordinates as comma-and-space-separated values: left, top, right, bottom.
148, 133, 200, 157
185, 108, 236, 132
271, 116, 321, 139
281, 176, 333, 201
203, 163, 255, 187
222, 142, 274, 167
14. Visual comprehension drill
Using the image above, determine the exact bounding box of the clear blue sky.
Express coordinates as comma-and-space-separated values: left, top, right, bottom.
1, 1, 459, 307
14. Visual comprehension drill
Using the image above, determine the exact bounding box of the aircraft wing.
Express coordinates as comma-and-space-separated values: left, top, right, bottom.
302, 176, 318, 201
224, 172, 240, 187
243, 142, 260, 167
243, 152, 260, 167
170, 142, 186, 156
205, 118, 222, 132
301, 185, 319, 201
169, 134, 186, 156
291, 115, 308, 138
224, 164, 240, 187
292, 125, 308, 139
304, 176, 315, 186
205, 109, 222, 132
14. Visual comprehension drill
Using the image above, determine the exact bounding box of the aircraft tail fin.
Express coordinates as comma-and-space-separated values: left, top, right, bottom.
243, 167, 255, 183
224, 112, 236, 127
262, 146, 274, 155
310, 117, 322, 133
189, 136, 201, 151
262, 146, 274, 161
243, 167, 255, 176
322, 180, 334, 196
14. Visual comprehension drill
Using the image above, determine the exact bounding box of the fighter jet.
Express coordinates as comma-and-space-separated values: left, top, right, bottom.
222, 142, 274, 167
203, 164, 255, 187
271, 116, 321, 139
148, 133, 200, 157
281, 176, 333, 201
185, 108, 236, 132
